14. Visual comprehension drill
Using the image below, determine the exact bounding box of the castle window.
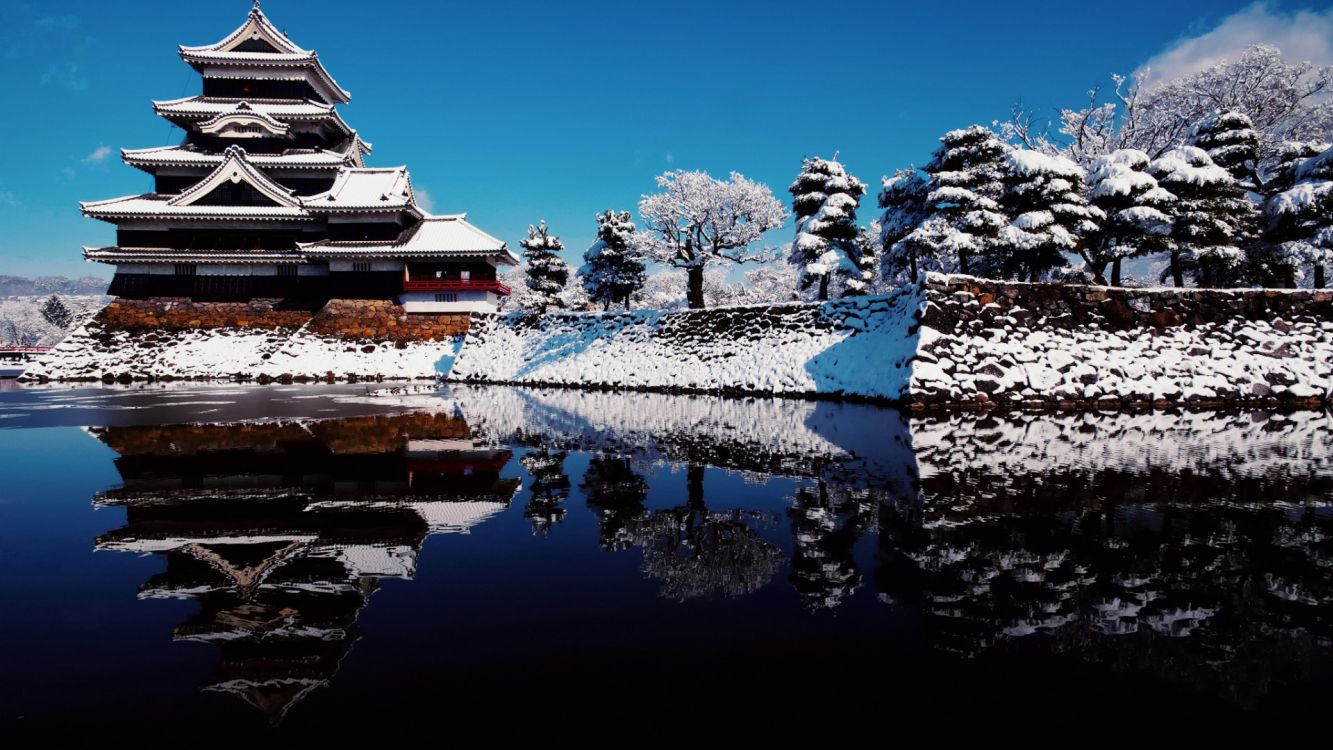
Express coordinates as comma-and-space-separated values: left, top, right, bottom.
277, 265, 298, 277
434, 293, 458, 303
352, 261, 372, 273
174, 263, 197, 276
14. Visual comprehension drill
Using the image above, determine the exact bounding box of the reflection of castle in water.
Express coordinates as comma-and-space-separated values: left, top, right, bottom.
91, 413, 520, 722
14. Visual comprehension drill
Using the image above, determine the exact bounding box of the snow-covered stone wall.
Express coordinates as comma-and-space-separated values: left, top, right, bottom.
447, 286, 925, 400
24, 298, 463, 382
24, 278, 1333, 411
914, 276, 1333, 408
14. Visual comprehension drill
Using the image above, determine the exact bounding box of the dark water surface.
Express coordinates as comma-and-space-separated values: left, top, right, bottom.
1, 383, 1330, 742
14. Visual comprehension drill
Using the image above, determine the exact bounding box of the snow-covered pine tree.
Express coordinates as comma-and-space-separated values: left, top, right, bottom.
877, 168, 930, 284
1148, 145, 1257, 287
1083, 149, 1176, 285
1187, 110, 1262, 190
787, 156, 868, 299
1265, 142, 1333, 288
900, 126, 1009, 277
39, 295, 74, 330
998, 149, 1100, 281
519, 220, 569, 313
579, 210, 645, 310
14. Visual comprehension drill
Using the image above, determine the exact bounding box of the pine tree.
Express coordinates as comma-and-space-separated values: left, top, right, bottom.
900, 126, 1009, 277
998, 149, 1100, 282
39, 295, 74, 330
1149, 145, 1257, 287
519, 221, 569, 313
1187, 110, 1262, 190
877, 167, 930, 284
1083, 149, 1176, 285
579, 210, 645, 310
787, 156, 868, 300
1264, 142, 1333, 288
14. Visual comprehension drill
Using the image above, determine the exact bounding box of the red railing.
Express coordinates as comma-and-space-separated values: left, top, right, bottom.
402, 278, 512, 295
0, 347, 50, 355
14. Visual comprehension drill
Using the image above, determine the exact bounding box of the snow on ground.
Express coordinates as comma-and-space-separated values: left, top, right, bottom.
449, 285, 924, 399
24, 320, 459, 381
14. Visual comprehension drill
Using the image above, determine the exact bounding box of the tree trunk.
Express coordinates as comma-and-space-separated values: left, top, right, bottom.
909, 250, 918, 282
1111, 258, 1122, 287
958, 251, 971, 276
817, 274, 830, 301
686, 464, 705, 512
1316, 264, 1326, 290
686, 266, 705, 309
1170, 252, 1184, 288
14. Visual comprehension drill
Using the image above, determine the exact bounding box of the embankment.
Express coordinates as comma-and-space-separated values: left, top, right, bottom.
24, 276, 1333, 410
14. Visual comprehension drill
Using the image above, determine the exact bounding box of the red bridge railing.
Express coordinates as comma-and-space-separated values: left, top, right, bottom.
402, 279, 512, 295
0, 347, 50, 355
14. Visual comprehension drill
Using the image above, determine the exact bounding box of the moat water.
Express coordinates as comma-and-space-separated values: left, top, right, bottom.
1, 383, 1330, 741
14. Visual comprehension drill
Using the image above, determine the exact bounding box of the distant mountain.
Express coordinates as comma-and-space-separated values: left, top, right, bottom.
0, 275, 108, 297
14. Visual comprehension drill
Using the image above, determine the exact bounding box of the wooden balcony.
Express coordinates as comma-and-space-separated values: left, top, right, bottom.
402, 278, 511, 295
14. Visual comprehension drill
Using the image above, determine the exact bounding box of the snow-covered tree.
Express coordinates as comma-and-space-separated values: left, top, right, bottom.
636, 170, 787, 309
579, 210, 645, 310
787, 156, 867, 299
1083, 149, 1176, 284
1149, 145, 1257, 287
877, 168, 930, 284
39, 295, 73, 330
997, 149, 1099, 281
518, 221, 569, 313
1265, 143, 1333, 287
998, 45, 1333, 165
630, 264, 800, 310
1188, 110, 1262, 190
899, 126, 1009, 277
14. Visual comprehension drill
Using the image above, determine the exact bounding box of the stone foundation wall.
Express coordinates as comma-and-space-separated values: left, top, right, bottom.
306, 299, 470, 343
912, 276, 1333, 410
94, 298, 315, 332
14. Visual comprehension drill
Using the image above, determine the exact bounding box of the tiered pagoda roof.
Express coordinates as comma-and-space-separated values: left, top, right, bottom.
178, 1, 350, 104
300, 214, 517, 261
82, 0, 515, 298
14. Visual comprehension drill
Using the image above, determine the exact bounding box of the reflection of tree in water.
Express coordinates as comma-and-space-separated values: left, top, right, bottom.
625, 465, 783, 601
787, 480, 877, 610
581, 453, 649, 551
521, 447, 571, 534
580, 458, 783, 600
876, 467, 1333, 706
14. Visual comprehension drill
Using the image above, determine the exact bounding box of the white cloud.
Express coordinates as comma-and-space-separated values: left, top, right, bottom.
81, 145, 112, 165
414, 187, 435, 213
1140, 3, 1333, 85
40, 61, 86, 90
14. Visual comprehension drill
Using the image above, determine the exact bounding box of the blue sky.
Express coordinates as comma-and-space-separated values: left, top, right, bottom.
1, 0, 1330, 278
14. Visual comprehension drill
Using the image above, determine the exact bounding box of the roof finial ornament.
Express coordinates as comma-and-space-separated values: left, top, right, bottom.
252, 0, 262, 13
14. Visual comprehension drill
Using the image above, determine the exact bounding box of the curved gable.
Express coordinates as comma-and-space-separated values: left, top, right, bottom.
169, 146, 302, 208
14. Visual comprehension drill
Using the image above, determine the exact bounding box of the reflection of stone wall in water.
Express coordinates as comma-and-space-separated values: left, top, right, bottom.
878, 408, 1333, 707
89, 413, 520, 722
